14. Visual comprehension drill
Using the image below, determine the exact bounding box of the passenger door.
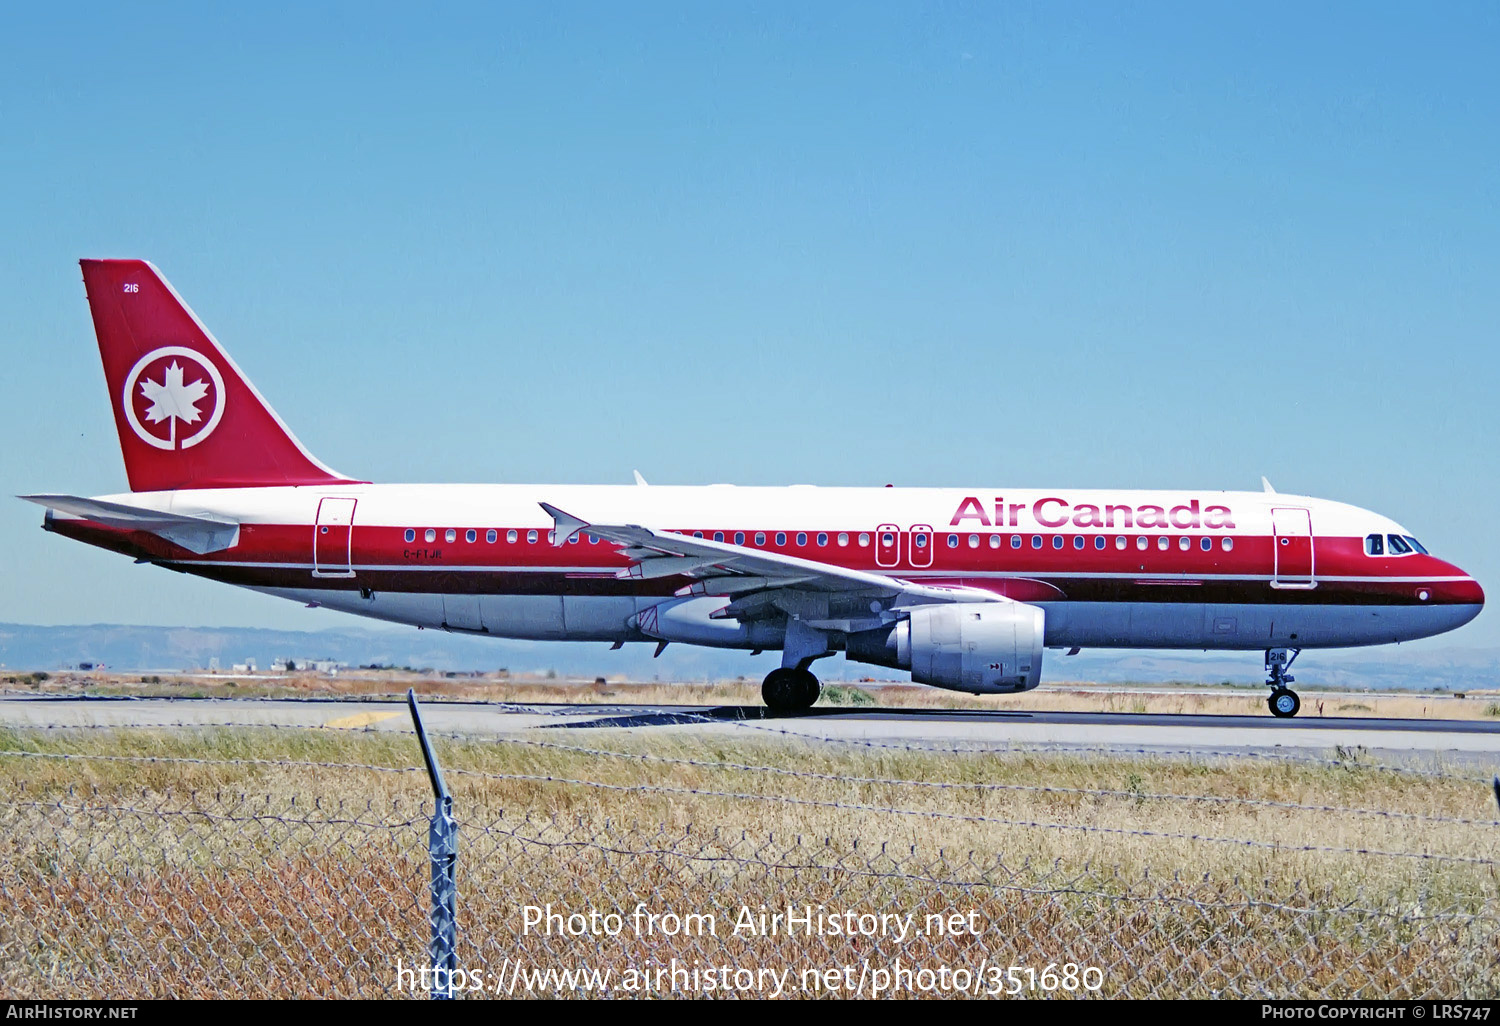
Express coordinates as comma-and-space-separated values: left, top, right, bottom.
1270, 507, 1315, 588
312, 497, 357, 578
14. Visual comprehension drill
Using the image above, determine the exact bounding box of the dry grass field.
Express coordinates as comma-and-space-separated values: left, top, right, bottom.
0, 720, 1496, 998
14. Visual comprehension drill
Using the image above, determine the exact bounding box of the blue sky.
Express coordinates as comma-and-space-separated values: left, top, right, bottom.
2, 3, 1496, 655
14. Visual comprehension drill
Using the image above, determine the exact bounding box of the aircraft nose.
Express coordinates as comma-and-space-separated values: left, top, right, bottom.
1436, 566, 1483, 630
1446, 566, 1484, 608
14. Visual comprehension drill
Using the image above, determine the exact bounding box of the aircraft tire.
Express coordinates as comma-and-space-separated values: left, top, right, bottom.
763, 667, 821, 715
1268, 687, 1301, 718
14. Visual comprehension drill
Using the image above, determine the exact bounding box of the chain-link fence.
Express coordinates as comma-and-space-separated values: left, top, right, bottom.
1, 700, 1497, 999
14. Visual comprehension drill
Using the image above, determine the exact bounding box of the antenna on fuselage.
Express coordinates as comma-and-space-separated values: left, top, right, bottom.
633, 470, 649, 486
1261, 476, 1277, 494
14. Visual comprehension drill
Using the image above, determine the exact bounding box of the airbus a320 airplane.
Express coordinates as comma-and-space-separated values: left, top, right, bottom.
23, 261, 1484, 716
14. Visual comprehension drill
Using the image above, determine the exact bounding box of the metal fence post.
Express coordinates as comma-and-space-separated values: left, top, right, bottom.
408, 689, 457, 1000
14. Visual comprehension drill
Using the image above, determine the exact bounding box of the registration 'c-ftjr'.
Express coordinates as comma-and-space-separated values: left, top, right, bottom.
24, 261, 1485, 716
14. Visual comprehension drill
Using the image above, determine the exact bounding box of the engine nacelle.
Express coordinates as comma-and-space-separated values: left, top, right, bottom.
846, 602, 1045, 694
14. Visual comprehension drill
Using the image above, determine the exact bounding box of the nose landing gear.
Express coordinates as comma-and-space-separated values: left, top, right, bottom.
1265, 648, 1302, 718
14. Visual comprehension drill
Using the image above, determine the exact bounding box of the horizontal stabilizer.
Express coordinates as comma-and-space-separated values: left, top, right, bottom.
20, 494, 241, 554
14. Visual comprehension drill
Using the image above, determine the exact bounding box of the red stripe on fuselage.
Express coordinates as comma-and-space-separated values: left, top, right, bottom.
45, 518, 1481, 607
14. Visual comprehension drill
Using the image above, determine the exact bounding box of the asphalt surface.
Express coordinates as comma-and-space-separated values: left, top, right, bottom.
2, 694, 1498, 758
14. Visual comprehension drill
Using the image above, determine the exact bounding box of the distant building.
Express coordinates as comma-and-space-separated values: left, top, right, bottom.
269, 657, 346, 675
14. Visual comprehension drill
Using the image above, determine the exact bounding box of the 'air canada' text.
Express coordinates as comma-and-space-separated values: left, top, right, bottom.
950, 497, 1237, 531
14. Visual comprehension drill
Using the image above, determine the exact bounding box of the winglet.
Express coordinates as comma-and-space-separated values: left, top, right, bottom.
632, 470, 648, 486
539, 502, 587, 547
1261, 476, 1277, 494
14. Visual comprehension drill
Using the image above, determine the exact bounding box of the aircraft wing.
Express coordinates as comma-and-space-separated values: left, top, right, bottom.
540, 502, 1000, 625
20, 494, 241, 555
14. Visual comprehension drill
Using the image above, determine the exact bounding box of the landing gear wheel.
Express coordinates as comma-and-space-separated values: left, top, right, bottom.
762, 667, 821, 715
1268, 687, 1301, 718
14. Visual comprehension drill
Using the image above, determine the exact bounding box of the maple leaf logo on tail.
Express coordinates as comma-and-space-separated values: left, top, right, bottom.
121, 346, 227, 451
139, 362, 211, 447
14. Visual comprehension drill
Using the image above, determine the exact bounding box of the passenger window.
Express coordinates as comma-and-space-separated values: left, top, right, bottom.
1200, 537, 1211, 551
693, 531, 704, 539
1365, 534, 1384, 556
735, 532, 745, 545
466, 529, 477, 543
547, 530, 556, 544
947, 534, 958, 548
1222, 537, 1234, 551
1073, 536, 1085, 550
445, 529, 456, 543
756, 532, 766, 546
1158, 537, 1169, 551
797, 533, 807, 546
857, 533, 869, 546
968, 534, 979, 548
526, 530, 537, 544
486, 529, 497, 543
425, 529, 436, 543
507, 529, 517, 543
1137, 536, 1148, 551
776, 533, 787, 546
1031, 536, 1042, 549
588, 534, 599, 544
1011, 535, 1022, 549
990, 534, 1002, 549
1095, 536, 1106, 550
404, 529, 415, 543
836, 532, 848, 546
1115, 536, 1126, 550
1179, 536, 1191, 551
568, 533, 579, 544
817, 532, 828, 546
914, 532, 928, 548
1052, 536, 1064, 550
713, 532, 724, 542
1387, 535, 1413, 555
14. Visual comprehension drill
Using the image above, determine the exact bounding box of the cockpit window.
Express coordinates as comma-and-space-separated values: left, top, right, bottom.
1405, 535, 1429, 555
1386, 534, 1413, 555
1365, 534, 1384, 556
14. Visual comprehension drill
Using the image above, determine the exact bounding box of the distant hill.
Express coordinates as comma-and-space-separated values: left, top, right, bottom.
0, 622, 1494, 692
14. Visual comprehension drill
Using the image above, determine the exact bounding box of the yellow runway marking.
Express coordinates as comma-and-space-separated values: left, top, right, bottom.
321, 710, 402, 730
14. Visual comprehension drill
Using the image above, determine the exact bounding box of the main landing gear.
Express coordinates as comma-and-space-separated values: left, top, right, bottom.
761, 667, 822, 716
1265, 648, 1301, 718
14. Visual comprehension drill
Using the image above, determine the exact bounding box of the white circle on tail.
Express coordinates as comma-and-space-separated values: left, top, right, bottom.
122, 346, 226, 450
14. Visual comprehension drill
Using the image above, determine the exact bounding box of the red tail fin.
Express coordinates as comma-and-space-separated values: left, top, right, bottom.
80, 259, 356, 492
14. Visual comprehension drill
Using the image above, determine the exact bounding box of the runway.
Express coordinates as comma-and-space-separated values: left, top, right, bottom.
2, 694, 1498, 759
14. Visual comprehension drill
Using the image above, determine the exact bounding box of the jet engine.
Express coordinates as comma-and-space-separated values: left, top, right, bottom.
846, 602, 1045, 693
